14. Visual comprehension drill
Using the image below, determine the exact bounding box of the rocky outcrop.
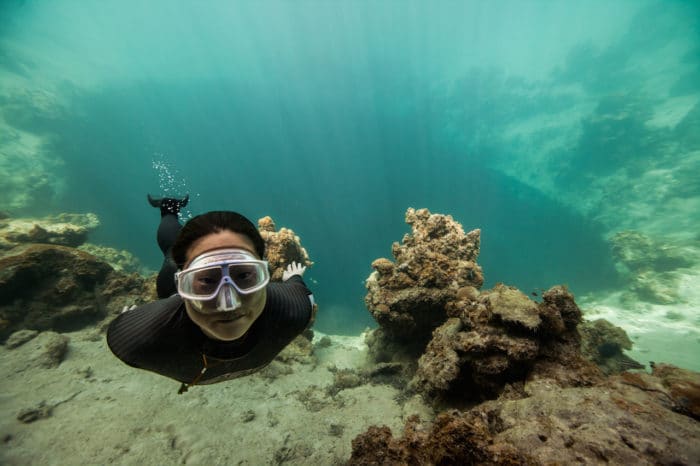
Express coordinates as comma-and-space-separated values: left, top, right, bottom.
0, 244, 111, 340
580, 318, 644, 374
0, 243, 154, 342
610, 230, 697, 304
365, 208, 482, 350
258, 216, 313, 281
354, 208, 700, 464
0, 213, 100, 250
78, 243, 146, 274
411, 284, 603, 400
348, 369, 700, 465
364, 208, 603, 400
649, 363, 700, 420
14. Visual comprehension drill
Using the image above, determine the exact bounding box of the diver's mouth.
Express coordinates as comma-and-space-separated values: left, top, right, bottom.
215, 310, 247, 322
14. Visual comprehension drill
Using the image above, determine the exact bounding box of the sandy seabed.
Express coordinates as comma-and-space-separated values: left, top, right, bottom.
0, 330, 431, 465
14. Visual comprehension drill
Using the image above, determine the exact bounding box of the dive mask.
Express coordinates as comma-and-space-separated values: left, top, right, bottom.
175, 248, 269, 312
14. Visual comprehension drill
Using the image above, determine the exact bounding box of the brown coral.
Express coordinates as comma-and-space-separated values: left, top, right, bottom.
0, 244, 153, 341
411, 284, 601, 400
364, 208, 602, 401
652, 363, 700, 420
349, 374, 700, 465
348, 411, 532, 465
365, 208, 483, 346
580, 318, 644, 374
0, 213, 99, 249
257, 216, 313, 281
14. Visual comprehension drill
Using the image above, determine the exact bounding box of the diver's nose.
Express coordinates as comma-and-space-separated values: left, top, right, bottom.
216, 284, 242, 311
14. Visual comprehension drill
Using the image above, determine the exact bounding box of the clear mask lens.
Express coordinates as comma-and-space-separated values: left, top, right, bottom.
175, 249, 270, 310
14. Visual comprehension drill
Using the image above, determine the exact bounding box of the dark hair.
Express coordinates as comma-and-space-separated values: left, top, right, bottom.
171, 211, 265, 268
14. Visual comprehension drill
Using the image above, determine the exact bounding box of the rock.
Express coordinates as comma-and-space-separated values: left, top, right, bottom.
0, 243, 153, 341
274, 334, 316, 365
580, 318, 644, 374
15, 390, 81, 424
365, 208, 483, 347
410, 318, 463, 396
5, 329, 38, 349
26, 331, 69, 368
410, 284, 602, 400
0, 244, 111, 340
257, 216, 313, 281
611, 230, 694, 273
610, 230, 696, 304
327, 368, 365, 396
365, 362, 404, 378
652, 363, 700, 420
364, 209, 604, 401
258, 360, 294, 380
328, 423, 344, 437
17, 401, 53, 424
78, 243, 145, 274
315, 336, 332, 348
488, 283, 541, 330
0, 213, 99, 250
629, 270, 680, 304
241, 410, 256, 422
349, 373, 700, 465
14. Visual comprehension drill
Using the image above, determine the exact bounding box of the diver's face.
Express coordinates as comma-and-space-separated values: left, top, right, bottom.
183, 230, 267, 341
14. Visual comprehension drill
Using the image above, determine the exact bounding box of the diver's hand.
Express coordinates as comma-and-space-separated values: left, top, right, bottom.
283, 261, 306, 281
121, 305, 137, 313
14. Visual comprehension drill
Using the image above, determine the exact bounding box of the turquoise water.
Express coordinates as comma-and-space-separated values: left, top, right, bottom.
1, 0, 698, 351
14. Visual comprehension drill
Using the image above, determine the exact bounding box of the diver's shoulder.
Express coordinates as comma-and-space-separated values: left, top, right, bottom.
264, 279, 313, 326
106, 295, 185, 362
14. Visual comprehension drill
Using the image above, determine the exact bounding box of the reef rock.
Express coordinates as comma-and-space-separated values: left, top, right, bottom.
258, 216, 313, 281
411, 284, 602, 400
651, 363, 700, 420
610, 230, 696, 304
365, 208, 483, 346
580, 318, 644, 374
349, 370, 700, 465
78, 243, 146, 274
5, 329, 39, 349
7, 331, 71, 369
611, 230, 694, 273
0, 213, 99, 250
365, 209, 602, 400
0, 243, 153, 342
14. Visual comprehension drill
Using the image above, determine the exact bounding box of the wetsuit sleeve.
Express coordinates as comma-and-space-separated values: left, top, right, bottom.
106, 295, 184, 368
266, 275, 315, 332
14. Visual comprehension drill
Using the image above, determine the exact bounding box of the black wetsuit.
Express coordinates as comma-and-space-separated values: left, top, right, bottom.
106, 212, 314, 390
154, 212, 181, 298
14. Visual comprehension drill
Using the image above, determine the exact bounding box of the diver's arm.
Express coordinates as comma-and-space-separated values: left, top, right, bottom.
266, 274, 315, 331
106, 295, 184, 368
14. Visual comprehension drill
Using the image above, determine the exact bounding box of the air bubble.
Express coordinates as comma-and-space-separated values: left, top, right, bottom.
152, 153, 196, 220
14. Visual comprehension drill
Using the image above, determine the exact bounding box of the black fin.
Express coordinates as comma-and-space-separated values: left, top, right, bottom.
148, 193, 189, 216
147, 194, 162, 208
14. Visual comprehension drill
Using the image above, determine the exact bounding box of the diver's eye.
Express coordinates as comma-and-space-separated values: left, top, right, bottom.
231, 265, 260, 288
191, 269, 222, 294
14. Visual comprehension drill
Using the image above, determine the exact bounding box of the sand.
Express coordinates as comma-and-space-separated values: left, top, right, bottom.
0, 330, 433, 465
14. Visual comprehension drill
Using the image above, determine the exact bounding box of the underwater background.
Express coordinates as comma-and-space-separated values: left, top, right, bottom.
1, 1, 698, 367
